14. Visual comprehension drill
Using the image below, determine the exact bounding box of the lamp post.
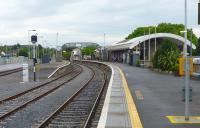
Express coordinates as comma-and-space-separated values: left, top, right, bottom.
143, 30, 146, 65
184, 0, 190, 121
56, 33, 58, 57
148, 27, 151, 61
155, 26, 157, 52
103, 33, 106, 61
190, 29, 192, 56
104, 33, 106, 49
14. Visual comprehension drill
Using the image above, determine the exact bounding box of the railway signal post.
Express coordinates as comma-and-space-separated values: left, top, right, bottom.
31, 35, 37, 82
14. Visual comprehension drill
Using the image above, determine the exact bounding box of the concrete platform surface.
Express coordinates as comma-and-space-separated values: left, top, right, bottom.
0, 63, 22, 72
114, 63, 200, 128
98, 63, 143, 128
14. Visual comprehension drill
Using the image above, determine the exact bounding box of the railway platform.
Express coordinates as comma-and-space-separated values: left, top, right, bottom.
113, 62, 200, 128
98, 63, 143, 128
0, 63, 22, 72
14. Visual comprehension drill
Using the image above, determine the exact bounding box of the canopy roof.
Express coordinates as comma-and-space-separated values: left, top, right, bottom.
108, 33, 196, 51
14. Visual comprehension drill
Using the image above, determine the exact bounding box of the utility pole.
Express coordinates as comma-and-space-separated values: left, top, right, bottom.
190, 29, 192, 56
155, 26, 157, 52
104, 33, 106, 49
184, 0, 190, 121
28, 31, 30, 59
143, 30, 146, 65
148, 27, 151, 61
102, 33, 106, 61
56, 33, 58, 57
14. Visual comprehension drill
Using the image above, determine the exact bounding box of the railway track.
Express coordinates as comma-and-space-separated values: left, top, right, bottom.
0, 64, 74, 104
37, 62, 110, 128
0, 68, 22, 77
84, 63, 111, 128
0, 64, 83, 123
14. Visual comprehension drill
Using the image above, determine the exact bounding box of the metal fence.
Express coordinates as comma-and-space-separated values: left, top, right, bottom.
0, 56, 28, 65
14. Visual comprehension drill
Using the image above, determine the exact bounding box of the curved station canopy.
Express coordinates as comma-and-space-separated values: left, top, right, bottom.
108, 33, 196, 51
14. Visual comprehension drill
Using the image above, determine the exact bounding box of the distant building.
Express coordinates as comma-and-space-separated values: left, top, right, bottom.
63, 42, 99, 49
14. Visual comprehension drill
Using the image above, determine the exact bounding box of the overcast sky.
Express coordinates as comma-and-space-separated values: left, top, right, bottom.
0, 0, 199, 47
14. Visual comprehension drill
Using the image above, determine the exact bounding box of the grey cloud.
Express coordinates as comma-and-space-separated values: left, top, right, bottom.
0, 0, 198, 46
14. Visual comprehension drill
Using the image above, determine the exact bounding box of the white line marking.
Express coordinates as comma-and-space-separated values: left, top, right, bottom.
97, 65, 114, 128
48, 62, 70, 78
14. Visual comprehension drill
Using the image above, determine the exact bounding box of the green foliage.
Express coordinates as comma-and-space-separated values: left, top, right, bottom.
82, 46, 97, 56
152, 39, 180, 72
18, 47, 28, 57
36, 44, 55, 58
126, 23, 198, 46
0, 43, 56, 58
194, 38, 200, 56
136, 59, 141, 67
62, 51, 71, 60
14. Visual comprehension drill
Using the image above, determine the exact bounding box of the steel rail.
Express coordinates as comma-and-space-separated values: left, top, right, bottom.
0, 64, 76, 104
83, 71, 107, 128
0, 64, 83, 121
0, 68, 22, 77
37, 65, 96, 128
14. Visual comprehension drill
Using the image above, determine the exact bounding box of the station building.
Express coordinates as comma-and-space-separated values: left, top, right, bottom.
107, 33, 196, 66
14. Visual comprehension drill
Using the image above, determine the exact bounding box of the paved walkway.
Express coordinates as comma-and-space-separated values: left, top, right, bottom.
115, 63, 200, 128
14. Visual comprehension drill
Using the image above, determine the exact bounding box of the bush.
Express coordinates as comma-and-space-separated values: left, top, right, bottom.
62, 51, 71, 60
136, 59, 141, 67
193, 37, 200, 56
18, 48, 28, 57
152, 39, 180, 72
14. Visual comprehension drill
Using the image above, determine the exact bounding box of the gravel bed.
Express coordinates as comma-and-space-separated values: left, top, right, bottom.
0, 62, 65, 100
0, 65, 92, 128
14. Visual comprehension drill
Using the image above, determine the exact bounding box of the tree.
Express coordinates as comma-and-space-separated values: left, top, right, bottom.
62, 51, 71, 60
82, 46, 97, 56
82, 45, 99, 56
18, 47, 28, 57
194, 37, 200, 56
13, 43, 21, 50
152, 39, 180, 72
126, 23, 198, 46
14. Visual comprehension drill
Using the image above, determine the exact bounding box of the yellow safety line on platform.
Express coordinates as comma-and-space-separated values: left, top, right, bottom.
117, 67, 143, 128
167, 116, 200, 124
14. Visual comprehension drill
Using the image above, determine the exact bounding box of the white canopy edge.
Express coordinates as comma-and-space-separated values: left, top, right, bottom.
108, 33, 196, 51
